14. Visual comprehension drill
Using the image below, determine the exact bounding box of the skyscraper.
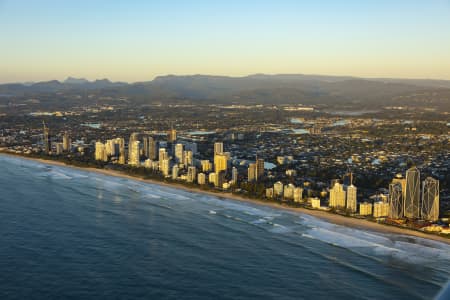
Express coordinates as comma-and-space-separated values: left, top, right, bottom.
346, 184, 357, 213
421, 177, 439, 221
329, 182, 346, 208
42, 121, 50, 153
62, 131, 71, 152
161, 158, 170, 176
184, 150, 193, 166
255, 158, 264, 181
143, 136, 149, 158
159, 148, 168, 169
247, 163, 256, 182
392, 174, 407, 201
128, 133, 139, 163
175, 143, 184, 163
388, 182, 403, 219
187, 166, 197, 183
214, 142, 223, 155
128, 140, 140, 166
167, 129, 177, 143
231, 167, 238, 185
117, 137, 126, 164
148, 137, 157, 160
404, 167, 420, 219
105, 139, 115, 157
95, 142, 107, 161
214, 153, 228, 173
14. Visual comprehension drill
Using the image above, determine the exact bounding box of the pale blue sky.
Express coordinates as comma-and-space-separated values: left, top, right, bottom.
1, 0, 450, 83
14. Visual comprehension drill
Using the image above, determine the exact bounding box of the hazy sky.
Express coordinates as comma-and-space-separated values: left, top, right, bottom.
1, 0, 450, 83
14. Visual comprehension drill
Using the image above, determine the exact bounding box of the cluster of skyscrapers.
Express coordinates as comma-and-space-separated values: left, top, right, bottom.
43, 125, 440, 223
42, 122, 71, 155
93, 131, 265, 189
328, 179, 358, 213
95, 137, 126, 164
324, 167, 440, 222
389, 167, 439, 221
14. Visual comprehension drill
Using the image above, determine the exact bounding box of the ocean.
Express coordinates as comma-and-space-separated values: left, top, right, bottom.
0, 155, 449, 299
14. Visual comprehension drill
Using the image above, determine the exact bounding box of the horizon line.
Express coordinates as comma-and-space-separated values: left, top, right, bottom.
2, 72, 450, 85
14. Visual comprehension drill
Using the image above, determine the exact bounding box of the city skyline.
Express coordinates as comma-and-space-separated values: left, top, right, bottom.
1, 0, 450, 83
33, 122, 442, 223
1, 1, 450, 298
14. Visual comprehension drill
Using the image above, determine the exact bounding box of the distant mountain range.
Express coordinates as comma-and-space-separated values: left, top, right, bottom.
0, 77, 128, 95
1, 74, 449, 107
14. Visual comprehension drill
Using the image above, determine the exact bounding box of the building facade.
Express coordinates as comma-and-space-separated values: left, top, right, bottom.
421, 177, 439, 221
346, 184, 357, 213
388, 182, 403, 219
329, 182, 346, 208
404, 167, 421, 219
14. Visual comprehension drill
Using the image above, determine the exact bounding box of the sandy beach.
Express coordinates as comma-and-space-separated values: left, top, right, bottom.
3, 153, 449, 245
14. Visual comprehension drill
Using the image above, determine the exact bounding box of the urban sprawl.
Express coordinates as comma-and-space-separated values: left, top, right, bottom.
1, 107, 448, 237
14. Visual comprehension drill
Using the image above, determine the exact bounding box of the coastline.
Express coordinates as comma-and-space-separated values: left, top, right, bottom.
2, 152, 449, 245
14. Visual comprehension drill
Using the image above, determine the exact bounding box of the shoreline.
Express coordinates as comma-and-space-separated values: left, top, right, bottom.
2, 152, 449, 245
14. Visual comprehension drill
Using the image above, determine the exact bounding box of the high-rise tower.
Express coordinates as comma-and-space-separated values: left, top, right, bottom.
329, 182, 346, 208
388, 182, 403, 219
231, 167, 238, 185
214, 142, 223, 155
404, 167, 420, 219
42, 121, 51, 153
255, 158, 264, 181
421, 177, 439, 221
128, 140, 140, 166
346, 184, 357, 213
214, 153, 228, 173
247, 163, 256, 182
62, 131, 71, 152
148, 137, 157, 160
167, 129, 177, 143
175, 143, 185, 164
128, 133, 139, 163
143, 136, 149, 158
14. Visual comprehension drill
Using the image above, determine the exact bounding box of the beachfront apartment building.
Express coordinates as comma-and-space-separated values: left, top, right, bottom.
359, 202, 373, 216
346, 185, 357, 213
373, 202, 389, 218
329, 182, 346, 209
214, 153, 228, 173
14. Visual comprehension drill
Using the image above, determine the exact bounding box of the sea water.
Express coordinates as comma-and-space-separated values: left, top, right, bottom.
0, 155, 449, 299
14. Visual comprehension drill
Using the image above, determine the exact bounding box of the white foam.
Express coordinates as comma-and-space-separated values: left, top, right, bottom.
250, 218, 267, 224
41, 170, 73, 180
300, 215, 450, 267
195, 195, 281, 219
145, 194, 162, 199
269, 223, 293, 234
